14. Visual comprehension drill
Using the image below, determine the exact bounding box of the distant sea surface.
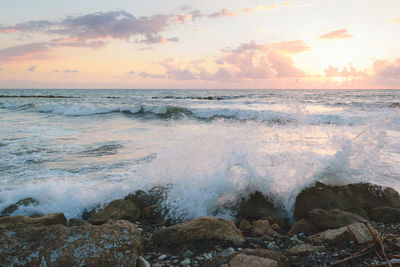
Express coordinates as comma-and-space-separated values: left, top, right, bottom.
1, 89, 399, 220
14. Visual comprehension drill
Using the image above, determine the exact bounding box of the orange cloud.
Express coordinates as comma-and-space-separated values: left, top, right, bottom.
318, 29, 353, 40
388, 18, 400, 24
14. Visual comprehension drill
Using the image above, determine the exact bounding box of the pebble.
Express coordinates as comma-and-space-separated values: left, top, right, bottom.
158, 254, 167, 261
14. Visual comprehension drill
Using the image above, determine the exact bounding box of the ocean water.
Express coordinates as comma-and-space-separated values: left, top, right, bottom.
0, 89, 399, 221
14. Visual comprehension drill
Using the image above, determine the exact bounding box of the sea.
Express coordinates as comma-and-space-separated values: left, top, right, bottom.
0, 89, 399, 221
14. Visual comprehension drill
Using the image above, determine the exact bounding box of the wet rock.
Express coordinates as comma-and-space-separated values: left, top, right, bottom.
141, 204, 164, 225
229, 253, 278, 267
390, 102, 400, 108
371, 206, 400, 223
0, 220, 142, 267
0, 197, 39, 217
0, 213, 67, 228
294, 182, 400, 219
310, 222, 379, 245
288, 219, 314, 236
252, 220, 278, 237
287, 244, 325, 256
151, 216, 245, 245
237, 192, 277, 220
85, 199, 140, 225
308, 208, 368, 231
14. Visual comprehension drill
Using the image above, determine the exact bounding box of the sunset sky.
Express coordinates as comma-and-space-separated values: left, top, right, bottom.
0, 0, 399, 89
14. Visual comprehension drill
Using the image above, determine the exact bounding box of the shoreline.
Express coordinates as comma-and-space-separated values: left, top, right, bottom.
1, 182, 400, 266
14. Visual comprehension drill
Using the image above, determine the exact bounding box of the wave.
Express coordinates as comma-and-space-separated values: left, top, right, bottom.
0, 102, 369, 125
0, 95, 80, 98
151, 95, 246, 100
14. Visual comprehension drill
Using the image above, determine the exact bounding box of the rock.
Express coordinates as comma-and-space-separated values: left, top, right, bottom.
287, 244, 325, 255
237, 192, 277, 220
151, 216, 245, 245
142, 204, 164, 225
310, 222, 379, 244
239, 219, 252, 231
371, 206, 400, 223
252, 220, 278, 237
0, 213, 67, 228
288, 219, 314, 236
294, 182, 400, 219
206, 248, 289, 267
390, 102, 400, 108
68, 218, 86, 227
259, 215, 289, 230
229, 253, 278, 267
270, 223, 286, 235
308, 208, 368, 231
138, 256, 151, 267
0, 219, 142, 267
0, 197, 39, 217
85, 199, 140, 225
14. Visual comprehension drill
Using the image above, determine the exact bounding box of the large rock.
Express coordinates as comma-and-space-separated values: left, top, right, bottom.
371, 206, 400, 223
229, 253, 278, 267
85, 199, 140, 225
237, 192, 277, 220
310, 222, 379, 245
308, 209, 368, 232
0, 198, 39, 217
151, 216, 245, 245
294, 182, 400, 219
0, 219, 142, 267
0, 213, 67, 228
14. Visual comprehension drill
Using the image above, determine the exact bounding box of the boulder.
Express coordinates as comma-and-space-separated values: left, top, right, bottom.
287, 244, 325, 256
310, 222, 379, 245
371, 206, 400, 223
288, 219, 314, 236
0, 213, 67, 228
151, 216, 245, 245
252, 220, 278, 237
85, 199, 140, 225
237, 192, 277, 220
229, 253, 278, 267
0, 220, 142, 267
308, 209, 368, 231
294, 182, 400, 219
0, 197, 39, 217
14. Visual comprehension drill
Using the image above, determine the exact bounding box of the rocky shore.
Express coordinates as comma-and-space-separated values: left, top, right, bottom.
1, 182, 400, 266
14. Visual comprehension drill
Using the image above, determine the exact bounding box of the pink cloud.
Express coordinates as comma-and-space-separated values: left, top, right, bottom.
318, 29, 353, 40
159, 40, 307, 81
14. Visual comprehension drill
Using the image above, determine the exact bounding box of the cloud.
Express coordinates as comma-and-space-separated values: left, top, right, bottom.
159, 40, 307, 81
128, 70, 165, 79
324, 63, 366, 77
0, 11, 178, 44
207, 5, 277, 18
372, 58, 400, 80
0, 43, 54, 62
318, 29, 353, 40
27, 65, 36, 72
64, 69, 79, 73
0, 67, 3, 71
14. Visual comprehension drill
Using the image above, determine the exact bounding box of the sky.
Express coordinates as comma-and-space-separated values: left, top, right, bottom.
0, 0, 399, 89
